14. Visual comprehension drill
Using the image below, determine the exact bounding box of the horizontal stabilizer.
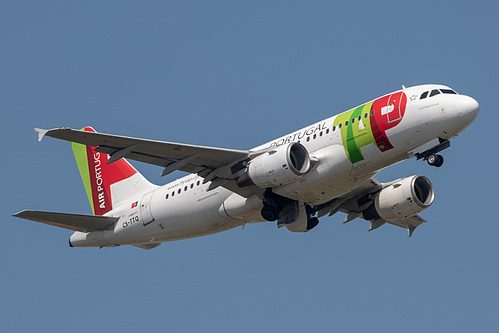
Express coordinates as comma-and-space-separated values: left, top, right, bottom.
13, 210, 118, 233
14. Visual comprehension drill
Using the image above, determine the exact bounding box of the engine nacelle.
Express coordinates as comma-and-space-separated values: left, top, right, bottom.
237, 143, 311, 188
373, 175, 434, 221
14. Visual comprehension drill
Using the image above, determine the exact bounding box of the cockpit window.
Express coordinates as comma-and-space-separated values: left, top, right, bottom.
420, 88, 457, 100
429, 89, 441, 97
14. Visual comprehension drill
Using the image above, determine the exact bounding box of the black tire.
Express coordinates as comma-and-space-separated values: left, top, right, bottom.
434, 154, 444, 167
261, 205, 279, 221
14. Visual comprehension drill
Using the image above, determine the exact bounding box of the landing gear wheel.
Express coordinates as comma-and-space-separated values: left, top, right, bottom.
427, 154, 444, 167
434, 154, 444, 167
261, 205, 279, 221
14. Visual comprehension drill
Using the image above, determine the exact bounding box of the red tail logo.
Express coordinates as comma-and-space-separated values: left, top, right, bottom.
72, 127, 137, 215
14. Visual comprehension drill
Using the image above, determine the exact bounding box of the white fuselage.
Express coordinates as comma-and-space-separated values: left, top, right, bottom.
69, 84, 479, 247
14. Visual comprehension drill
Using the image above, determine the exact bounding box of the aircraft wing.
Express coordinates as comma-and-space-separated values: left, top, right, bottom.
36, 127, 261, 198
13, 210, 118, 233
316, 177, 427, 236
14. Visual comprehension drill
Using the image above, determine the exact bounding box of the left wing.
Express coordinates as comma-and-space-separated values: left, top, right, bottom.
36, 127, 262, 198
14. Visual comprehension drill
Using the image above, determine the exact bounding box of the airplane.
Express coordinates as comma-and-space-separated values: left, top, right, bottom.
13, 84, 479, 249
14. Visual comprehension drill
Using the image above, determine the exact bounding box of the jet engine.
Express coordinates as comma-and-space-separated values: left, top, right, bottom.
365, 176, 434, 221
237, 142, 312, 188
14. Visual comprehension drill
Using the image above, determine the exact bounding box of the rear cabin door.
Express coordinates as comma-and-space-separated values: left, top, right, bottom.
141, 191, 155, 226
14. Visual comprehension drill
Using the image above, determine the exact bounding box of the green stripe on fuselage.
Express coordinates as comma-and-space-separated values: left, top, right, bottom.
333, 101, 377, 163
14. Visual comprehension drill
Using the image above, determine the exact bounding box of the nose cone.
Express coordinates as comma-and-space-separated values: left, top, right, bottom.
457, 95, 479, 126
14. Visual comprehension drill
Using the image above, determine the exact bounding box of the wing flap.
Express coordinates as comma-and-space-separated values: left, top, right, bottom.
13, 210, 118, 232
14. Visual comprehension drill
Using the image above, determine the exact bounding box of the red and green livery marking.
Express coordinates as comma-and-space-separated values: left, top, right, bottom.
334, 91, 407, 163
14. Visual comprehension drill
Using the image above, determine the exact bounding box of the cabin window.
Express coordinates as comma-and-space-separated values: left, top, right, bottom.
351, 118, 355, 124
165, 194, 169, 199
313, 134, 317, 139
358, 116, 361, 121
172, 191, 175, 197
345, 121, 348, 126
339, 123, 342, 129
371, 110, 374, 116
333, 126, 336, 131
178, 189, 181, 194
306, 137, 310, 142
191, 184, 194, 189
197, 181, 200, 186
364, 113, 368, 118
319, 131, 323, 137
326, 128, 330, 134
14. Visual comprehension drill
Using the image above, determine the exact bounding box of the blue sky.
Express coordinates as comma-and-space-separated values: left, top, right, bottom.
2, 1, 498, 332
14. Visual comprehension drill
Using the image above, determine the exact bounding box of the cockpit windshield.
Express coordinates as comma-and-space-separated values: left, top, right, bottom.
420, 88, 458, 100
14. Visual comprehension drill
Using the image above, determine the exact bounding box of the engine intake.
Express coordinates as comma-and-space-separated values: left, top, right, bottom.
373, 175, 434, 221
237, 143, 311, 188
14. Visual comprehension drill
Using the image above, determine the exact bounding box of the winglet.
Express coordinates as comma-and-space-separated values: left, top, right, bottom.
34, 128, 49, 142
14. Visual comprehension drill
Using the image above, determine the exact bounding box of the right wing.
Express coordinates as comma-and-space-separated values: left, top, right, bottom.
316, 177, 427, 237
13, 210, 118, 233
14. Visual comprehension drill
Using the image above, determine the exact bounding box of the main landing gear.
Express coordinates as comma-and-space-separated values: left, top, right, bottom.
261, 189, 320, 232
261, 189, 287, 222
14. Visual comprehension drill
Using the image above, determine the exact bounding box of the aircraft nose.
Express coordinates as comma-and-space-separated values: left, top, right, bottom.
457, 95, 479, 126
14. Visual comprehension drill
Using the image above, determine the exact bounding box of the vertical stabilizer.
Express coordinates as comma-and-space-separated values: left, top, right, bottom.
71, 126, 157, 215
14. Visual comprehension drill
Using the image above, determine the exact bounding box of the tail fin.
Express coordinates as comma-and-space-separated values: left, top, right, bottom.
71, 126, 157, 215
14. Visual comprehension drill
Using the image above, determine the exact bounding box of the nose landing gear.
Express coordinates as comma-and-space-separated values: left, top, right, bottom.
414, 138, 449, 168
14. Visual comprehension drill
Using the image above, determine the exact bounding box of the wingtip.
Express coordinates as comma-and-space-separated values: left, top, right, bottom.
34, 128, 49, 142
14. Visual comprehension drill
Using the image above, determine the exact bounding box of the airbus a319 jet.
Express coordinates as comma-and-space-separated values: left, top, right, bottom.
14, 84, 479, 249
